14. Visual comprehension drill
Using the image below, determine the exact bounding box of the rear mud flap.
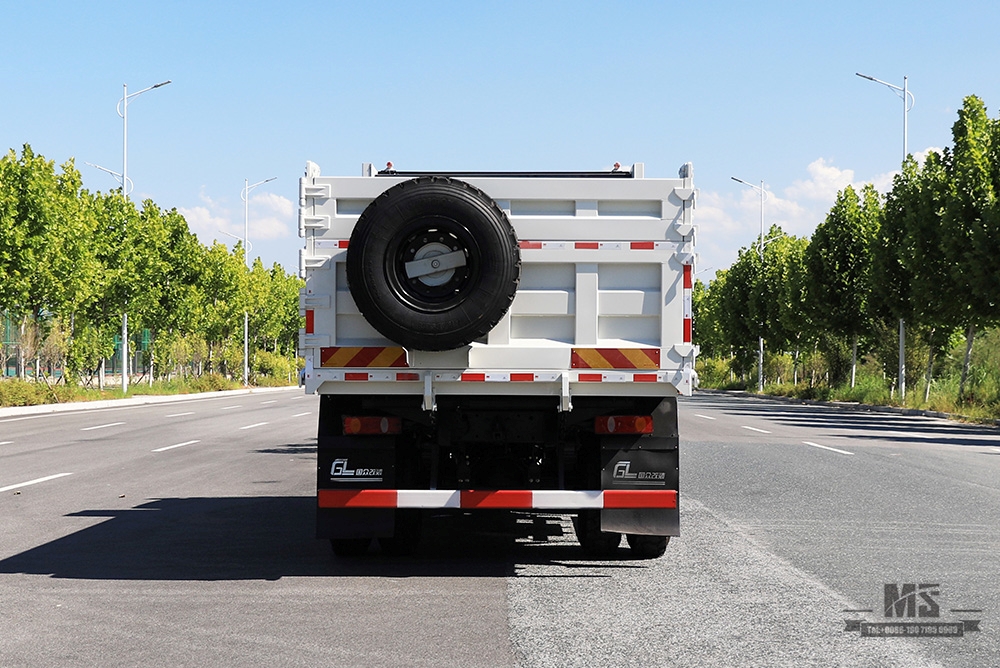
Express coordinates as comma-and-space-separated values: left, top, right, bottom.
316, 436, 397, 539
600, 446, 679, 536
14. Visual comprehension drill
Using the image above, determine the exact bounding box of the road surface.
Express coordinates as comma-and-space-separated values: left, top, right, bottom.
1, 390, 997, 666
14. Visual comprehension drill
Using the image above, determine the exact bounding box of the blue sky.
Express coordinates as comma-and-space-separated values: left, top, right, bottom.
4, 1, 999, 279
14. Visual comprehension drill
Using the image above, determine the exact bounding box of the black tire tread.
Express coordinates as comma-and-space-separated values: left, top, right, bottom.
346, 176, 520, 351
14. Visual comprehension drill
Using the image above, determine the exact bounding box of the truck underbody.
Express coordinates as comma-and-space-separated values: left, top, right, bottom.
316, 393, 679, 558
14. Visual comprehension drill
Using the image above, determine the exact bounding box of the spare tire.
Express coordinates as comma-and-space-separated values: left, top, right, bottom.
346, 176, 520, 351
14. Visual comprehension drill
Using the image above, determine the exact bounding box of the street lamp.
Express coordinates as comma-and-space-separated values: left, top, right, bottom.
240, 177, 277, 386
85, 162, 133, 196
856, 72, 915, 402
116, 79, 171, 394
732, 176, 769, 393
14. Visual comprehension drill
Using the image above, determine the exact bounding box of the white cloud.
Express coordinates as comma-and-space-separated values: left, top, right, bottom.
248, 191, 295, 240
178, 190, 235, 245
783, 158, 855, 202
178, 188, 295, 251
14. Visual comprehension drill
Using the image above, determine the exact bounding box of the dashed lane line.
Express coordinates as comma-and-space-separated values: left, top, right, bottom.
0, 472, 74, 493
292, 412, 311, 417
0, 441, 11, 445
694, 414, 716, 420
81, 422, 125, 431
152, 440, 201, 453
220, 405, 242, 411
260, 400, 277, 405
239, 422, 269, 430
166, 412, 194, 418
803, 441, 854, 455
741, 425, 771, 434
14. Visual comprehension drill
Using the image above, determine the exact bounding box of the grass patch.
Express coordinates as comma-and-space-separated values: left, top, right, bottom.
0, 374, 294, 408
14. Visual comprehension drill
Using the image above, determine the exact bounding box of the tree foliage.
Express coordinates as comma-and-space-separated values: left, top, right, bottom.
695, 95, 1000, 403
1, 144, 302, 386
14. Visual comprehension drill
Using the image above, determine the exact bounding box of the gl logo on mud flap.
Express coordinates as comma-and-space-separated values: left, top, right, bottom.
613, 460, 666, 484
330, 458, 384, 482
613, 461, 638, 480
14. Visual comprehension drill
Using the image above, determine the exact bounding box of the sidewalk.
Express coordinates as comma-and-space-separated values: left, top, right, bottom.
0, 385, 303, 419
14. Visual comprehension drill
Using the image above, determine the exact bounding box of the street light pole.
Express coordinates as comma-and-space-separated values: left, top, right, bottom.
240, 177, 277, 386
732, 176, 769, 393
856, 72, 914, 402
117, 79, 171, 394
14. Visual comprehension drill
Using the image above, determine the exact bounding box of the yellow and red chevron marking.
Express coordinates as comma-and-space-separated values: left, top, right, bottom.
320, 346, 408, 368
571, 348, 660, 370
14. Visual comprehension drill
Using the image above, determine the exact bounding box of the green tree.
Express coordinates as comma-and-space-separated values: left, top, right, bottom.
0, 145, 100, 379
804, 184, 880, 386
941, 96, 999, 400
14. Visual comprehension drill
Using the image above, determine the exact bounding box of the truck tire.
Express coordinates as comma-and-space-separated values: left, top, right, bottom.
346, 177, 520, 351
573, 510, 622, 556
625, 534, 669, 559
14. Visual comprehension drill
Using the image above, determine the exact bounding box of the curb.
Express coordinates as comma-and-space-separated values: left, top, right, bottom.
694, 388, 1000, 428
0, 385, 302, 419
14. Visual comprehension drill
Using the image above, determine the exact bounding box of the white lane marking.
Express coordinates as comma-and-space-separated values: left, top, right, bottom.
991, 448, 1000, 453
166, 412, 194, 418
239, 422, 269, 430
260, 400, 277, 405
292, 412, 311, 417
694, 414, 716, 420
741, 426, 771, 434
0, 472, 74, 493
803, 441, 854, 455
220, 405, 241, 411
0, 441, 12, 445
81, 422, 125, 431
152, 440, 201, 452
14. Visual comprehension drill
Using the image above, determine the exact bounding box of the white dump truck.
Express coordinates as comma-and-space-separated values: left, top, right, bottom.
298, 161, 697, 558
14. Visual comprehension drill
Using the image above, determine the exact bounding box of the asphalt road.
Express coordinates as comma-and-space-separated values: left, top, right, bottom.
1, 389, 998, 667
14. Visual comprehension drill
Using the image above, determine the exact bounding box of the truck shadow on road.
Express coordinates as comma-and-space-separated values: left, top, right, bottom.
0, 499, 644, 581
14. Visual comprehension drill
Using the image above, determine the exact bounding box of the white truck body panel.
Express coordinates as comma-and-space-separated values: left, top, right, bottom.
299, 163, 698, 408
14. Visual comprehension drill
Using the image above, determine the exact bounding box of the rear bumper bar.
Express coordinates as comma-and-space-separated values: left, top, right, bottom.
318, 489, 677, 510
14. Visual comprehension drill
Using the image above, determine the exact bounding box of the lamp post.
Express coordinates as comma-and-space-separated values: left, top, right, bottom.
856, 72, 914, 402
240, 177, 277, 386
732, 176, 768, 393
85, 162, 133, 196
116, 80, 171, 394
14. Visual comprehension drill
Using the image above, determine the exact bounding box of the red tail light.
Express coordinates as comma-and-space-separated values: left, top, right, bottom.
595, 415, 654, 435
343, 416, 402, 435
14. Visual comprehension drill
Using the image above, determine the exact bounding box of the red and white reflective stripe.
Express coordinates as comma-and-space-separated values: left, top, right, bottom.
314, 370, 668, 383
682, 264, 693, 344
576, 371, 668, 383
333, 239, 674, 252
318, 489, 677, 510
519, 240, 676, 251
455, 372, 560, 383
338, 371, 421, 382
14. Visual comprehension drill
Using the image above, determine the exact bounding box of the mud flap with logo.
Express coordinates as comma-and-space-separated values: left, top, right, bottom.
599, 396, 679, 536
316, 436, 397, 539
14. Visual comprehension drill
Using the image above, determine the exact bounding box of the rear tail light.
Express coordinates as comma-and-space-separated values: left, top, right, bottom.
343, 416, 402, 435
595, 415, 654, 435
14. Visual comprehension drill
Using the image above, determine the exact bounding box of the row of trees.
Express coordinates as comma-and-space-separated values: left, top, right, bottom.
695, 95, 1000, 403
0, 144, 303, 387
